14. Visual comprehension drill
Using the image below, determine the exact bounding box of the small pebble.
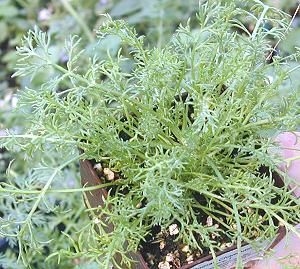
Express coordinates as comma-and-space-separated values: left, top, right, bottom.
195, 250, 202, 257
169, 224, 179, 235
231, 223, 237, 230
158, 261, 171, 269
247, 207, 253, 214
220, 243, 227, 250
166, 253, 174, 262
103, 168, 115, 180
159, 240, 166, 250
182, 245, 190, 253
186, 254, 194, 263
92, 217, 101, 224
206, 216, 213, 227
94, 163, 102, 172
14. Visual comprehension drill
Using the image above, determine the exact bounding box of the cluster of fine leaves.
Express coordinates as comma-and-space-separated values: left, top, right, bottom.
0, 0, 211, 268
1, 0, 300, 268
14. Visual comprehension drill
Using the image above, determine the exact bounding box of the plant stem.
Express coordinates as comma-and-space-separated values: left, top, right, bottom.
0, 133, 77, 145
60, 0, 95, 43
232, 202, 243, 268
17, 154, 81, 263
0, 181, 122, 195
266, 3, 300, 61
157, 8, 164, 49
251, 1, 269, 40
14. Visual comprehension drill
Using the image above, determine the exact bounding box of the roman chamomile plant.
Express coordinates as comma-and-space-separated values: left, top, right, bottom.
1, 1, 300, 268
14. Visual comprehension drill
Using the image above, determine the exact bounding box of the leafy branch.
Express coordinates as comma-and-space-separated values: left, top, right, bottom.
1, 1, 300, 268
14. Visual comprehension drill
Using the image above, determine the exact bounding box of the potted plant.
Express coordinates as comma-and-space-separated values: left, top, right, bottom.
3, 1, 300, 268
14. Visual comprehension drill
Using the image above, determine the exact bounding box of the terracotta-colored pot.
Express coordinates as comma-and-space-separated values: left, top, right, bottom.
80, 159, 285, 269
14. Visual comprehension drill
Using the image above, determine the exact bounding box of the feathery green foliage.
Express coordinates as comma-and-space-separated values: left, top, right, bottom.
1, 1, 300, 268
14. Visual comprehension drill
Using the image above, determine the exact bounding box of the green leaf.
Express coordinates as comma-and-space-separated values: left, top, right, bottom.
110, 0, 142, 17
0, 21, 8, 42
0, 1, 18, 18
280, 28, 300, 54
